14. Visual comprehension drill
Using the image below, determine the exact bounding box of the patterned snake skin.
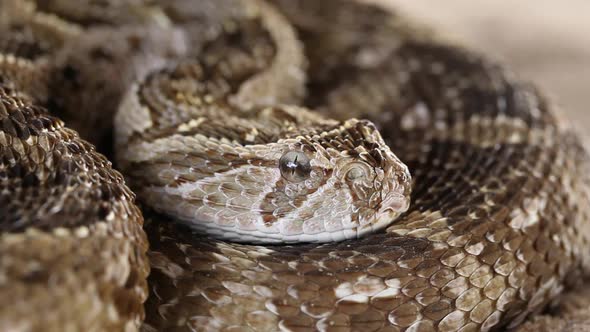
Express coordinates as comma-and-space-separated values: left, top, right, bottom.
1, 0, 590, 331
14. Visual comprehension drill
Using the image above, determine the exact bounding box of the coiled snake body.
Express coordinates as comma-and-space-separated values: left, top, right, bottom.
1, 0, 590, 331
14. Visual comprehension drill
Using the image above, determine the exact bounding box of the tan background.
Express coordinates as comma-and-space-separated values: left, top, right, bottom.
373, 0, 590, 142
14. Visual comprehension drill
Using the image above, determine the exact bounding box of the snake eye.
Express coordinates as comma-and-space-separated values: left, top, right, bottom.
279, 151, 311, 182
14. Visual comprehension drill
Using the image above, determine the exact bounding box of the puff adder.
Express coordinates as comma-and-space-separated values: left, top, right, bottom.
1, 0, 589, 331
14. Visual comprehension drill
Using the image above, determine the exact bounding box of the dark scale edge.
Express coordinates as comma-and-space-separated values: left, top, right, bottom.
0, 64, 150, 329
0, 81, 139, 232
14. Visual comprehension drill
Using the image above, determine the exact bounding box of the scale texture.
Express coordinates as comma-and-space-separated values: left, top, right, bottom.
0, 0, 589, 331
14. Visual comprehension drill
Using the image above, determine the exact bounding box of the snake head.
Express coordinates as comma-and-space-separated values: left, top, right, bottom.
125, 112, 411, 244
271, 118, 412, 242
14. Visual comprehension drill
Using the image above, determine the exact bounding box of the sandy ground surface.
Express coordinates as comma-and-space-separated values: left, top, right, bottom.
373, 0, 590, 142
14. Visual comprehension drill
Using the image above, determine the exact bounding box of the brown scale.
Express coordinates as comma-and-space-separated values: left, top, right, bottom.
1, 0, 589, 331
0, 63, 149, 330
46, 27, 185, 152
133, 16, 277, 141
34, 0, 161, 26
141, 1, 590, 332
0, 2, 82, 64
0, 24, 51, 60
1, 0, 186, 153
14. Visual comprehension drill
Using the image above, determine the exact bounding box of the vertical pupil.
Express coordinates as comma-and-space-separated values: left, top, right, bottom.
280, 151, 311, 182
289, 155, 298, 174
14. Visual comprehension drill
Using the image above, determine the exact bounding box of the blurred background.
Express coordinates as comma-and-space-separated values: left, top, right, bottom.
373, 0, 590, 143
